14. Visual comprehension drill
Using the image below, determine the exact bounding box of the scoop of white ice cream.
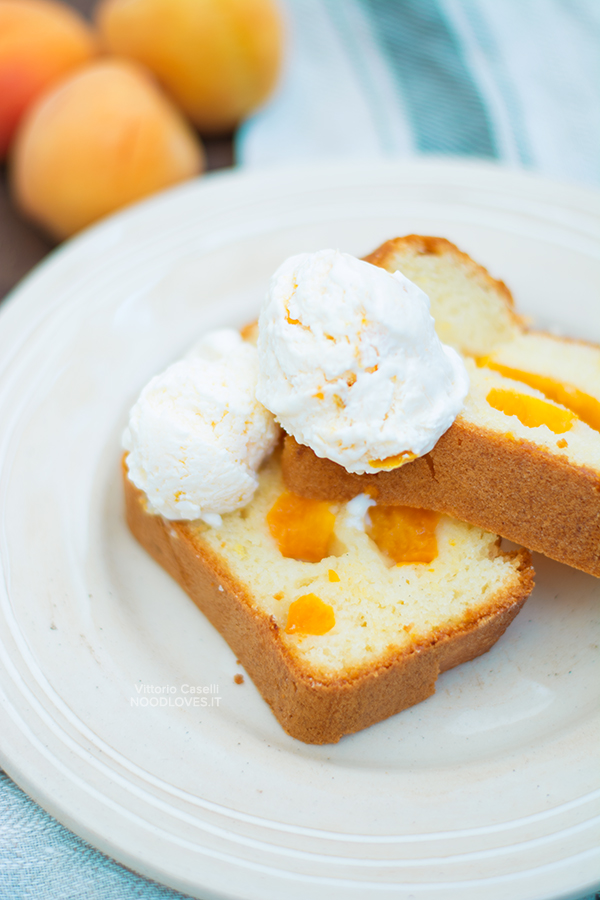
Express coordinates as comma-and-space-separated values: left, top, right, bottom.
256, 249, 469, 474
123, 329, 279, 522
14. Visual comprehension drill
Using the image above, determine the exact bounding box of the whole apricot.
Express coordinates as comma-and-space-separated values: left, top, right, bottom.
96, 0, 283, 134
0, 0, 97, 158
11, 59, 204, 239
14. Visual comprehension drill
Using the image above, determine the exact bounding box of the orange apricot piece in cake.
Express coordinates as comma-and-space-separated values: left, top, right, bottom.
486, 388, 575, 434
368, 506, 439, 565
285, 594, 335, 635
267, 491, 335, 562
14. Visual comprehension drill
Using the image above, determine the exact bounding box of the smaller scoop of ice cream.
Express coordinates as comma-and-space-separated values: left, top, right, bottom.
256, 249, 469, 474
123, 329, 279, 523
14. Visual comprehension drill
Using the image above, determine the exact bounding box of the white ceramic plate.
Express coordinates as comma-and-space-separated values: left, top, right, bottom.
0, 160, 598, 900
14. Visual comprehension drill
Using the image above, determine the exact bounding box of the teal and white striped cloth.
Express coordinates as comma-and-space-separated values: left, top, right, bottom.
238, 0, 600, 186
1, 2, 599, 898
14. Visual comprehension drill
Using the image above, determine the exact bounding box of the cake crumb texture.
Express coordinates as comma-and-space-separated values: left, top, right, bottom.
124, 452, 534, 743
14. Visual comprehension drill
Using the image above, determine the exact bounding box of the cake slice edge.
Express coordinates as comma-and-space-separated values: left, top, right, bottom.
123, 458, 534, 744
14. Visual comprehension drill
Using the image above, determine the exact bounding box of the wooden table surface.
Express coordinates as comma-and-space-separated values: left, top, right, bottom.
0, 0, 234, 303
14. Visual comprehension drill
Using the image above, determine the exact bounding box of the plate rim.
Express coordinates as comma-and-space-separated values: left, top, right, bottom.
0, 157, 599, 900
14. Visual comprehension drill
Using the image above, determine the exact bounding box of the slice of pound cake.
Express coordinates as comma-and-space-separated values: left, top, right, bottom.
123, 278, 533, 744
281, 236, 600, 577
125, 449, 533, 744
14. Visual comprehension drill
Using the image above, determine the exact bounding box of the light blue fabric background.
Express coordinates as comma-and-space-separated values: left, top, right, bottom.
238, 0, 600, 186
0, 772, 193, 900
2, 1, 599, 898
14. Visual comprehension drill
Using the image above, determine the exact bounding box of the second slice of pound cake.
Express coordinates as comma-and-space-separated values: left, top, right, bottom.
281, 236, 600, 577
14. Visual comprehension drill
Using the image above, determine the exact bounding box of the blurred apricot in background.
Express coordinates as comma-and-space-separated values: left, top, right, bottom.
96, 0, 283, 134
4, 0, 283, 240
11, 59, 205, 238
0, 0, 97, 159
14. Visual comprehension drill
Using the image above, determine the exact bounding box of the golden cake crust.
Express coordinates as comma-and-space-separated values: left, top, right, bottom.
364, 233, 517, 312
124, 459, 534, 744
281, 424, 600, 578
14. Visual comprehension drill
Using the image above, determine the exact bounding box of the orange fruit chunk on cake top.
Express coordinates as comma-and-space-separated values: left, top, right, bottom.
479, 359, 600, 433
267, 491, 335, 562
368, 506, 440, 565
486, 388, 576, 434
285, 593, 335, 635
